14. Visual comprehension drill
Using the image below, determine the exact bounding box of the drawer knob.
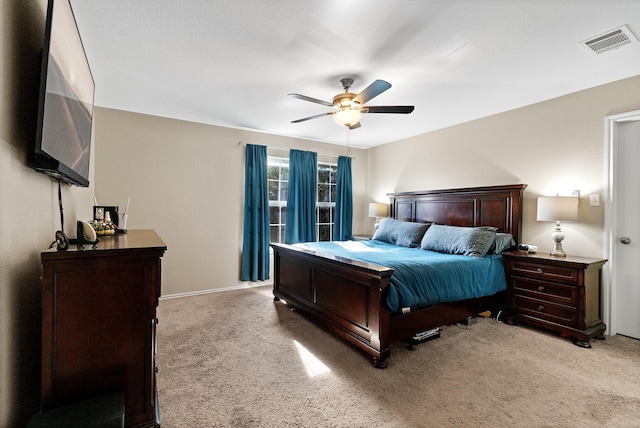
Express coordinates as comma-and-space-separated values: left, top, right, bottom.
537, 268, 543, 273
537, 285, 545, 292
537, 305, 545, 312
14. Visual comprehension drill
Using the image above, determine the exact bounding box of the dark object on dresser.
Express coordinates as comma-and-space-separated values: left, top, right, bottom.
40, 230, 167, 428
503, 251, 607, 348
272, 184, 526, 368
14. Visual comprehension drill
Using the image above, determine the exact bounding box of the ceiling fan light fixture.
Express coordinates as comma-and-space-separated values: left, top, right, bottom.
333, 108, 362, 127
290, 78, 413, 128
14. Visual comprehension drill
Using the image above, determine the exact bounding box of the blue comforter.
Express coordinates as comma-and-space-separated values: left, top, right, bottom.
292, 240, 507, 314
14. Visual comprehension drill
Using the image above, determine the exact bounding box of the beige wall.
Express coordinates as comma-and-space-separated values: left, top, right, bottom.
1, 0, 96, 425
366, 75, 640, 258
93, 108, 367, 296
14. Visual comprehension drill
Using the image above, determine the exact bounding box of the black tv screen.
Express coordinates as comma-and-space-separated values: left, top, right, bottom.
30, 0, 94, 187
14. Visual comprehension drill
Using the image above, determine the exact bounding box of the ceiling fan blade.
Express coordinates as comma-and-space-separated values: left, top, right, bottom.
362, 106, 415, 114
348, 122, 361, 130
291, 112, 334, 123
352, 79, 392, 105
288, 93, 334, 107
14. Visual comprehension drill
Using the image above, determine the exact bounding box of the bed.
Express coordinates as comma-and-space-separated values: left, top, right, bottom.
271, 184, 527, 368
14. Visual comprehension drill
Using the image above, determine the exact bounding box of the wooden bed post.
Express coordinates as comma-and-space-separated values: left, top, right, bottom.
369, 279, 391, 368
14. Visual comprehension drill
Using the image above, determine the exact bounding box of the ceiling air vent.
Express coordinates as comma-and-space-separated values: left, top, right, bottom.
580, 25, 638, 55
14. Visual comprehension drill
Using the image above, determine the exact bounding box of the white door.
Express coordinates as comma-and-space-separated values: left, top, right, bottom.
614, 119, 640, 339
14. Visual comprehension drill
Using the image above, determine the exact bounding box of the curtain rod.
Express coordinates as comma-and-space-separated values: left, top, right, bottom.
237, 141, 355, 159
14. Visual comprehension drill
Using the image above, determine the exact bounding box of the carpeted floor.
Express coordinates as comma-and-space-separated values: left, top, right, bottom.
156, 286, 640, 427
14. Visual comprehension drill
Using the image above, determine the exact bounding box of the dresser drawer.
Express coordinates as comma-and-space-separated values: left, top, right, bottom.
513, 295, 577, 327
508, 260, 579, 285
510, 276, 577, 306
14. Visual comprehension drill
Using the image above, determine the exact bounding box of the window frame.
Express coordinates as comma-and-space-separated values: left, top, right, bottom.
267, 156, 289, 244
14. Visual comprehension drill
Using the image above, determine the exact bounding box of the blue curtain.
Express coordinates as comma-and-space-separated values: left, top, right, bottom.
285, 149, 317, 244
333, 156, 353, 241
240, 144, 270, 282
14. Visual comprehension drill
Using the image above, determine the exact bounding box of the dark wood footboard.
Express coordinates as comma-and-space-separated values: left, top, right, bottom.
272, 242, 394, 367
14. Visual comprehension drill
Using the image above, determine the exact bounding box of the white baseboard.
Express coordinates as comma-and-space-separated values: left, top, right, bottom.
160, 280, 272, 300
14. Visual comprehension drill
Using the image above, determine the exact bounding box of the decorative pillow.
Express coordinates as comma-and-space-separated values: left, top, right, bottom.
420, 224, 497, 258
371, 218, 431, 248
489, 233, 516, 254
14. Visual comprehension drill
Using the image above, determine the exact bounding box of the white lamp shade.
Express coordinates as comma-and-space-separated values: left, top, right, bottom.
368, 202, 388, 218
537, 196, 578, 222
333, 108, 362, 127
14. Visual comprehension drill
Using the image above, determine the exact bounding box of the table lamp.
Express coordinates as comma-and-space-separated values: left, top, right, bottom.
537, 196, 578, 257
368, 203, 388, 229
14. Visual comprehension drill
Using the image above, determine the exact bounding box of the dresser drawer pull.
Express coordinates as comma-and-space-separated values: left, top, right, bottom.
537, 305, 545, 312
537, 268, 543, 273
537, 285, 545, 292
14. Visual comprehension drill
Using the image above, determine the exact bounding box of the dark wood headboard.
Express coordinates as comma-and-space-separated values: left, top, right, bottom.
388, 184, 527, 245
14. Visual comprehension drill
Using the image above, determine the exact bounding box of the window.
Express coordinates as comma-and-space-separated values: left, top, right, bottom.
316, 162, 337, 241
268, 157, 337, 243
268, 157, 288, 244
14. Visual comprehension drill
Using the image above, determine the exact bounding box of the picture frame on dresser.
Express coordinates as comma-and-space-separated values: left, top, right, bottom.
94, 205, 119, 226
502, 251, 607, 348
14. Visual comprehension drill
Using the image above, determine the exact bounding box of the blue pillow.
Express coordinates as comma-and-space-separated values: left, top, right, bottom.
489, 233, 516, 254
371, 218, 431, 248
420, 224, 497, 258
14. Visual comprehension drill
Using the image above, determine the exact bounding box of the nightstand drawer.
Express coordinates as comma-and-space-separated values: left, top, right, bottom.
510, 276, 577, 306
514, 295, 577, 327
508, 260, 579, 284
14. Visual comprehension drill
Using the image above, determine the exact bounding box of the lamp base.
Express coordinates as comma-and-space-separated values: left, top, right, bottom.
374, 217, 383, 229
550, 222, 567, 257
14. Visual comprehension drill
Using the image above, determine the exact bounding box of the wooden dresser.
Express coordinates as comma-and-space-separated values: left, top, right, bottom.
40, 229, 166, 427
502, 251, 607, 348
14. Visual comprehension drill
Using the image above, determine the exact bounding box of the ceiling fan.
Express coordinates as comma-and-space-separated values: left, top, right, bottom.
289, 78, 414, 129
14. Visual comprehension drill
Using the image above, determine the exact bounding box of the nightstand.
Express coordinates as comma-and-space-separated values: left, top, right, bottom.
502, 251, 607, 348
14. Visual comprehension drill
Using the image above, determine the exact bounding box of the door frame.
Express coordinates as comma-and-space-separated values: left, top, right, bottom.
604, 109, 640, 335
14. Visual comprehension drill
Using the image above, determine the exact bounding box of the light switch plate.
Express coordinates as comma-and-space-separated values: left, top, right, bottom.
589, 194, 600, 207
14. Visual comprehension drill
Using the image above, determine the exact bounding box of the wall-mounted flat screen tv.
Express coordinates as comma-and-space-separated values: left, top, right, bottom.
30, 0, 94, 187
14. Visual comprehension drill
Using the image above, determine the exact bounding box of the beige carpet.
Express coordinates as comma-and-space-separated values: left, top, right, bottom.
156, 286, 640, 427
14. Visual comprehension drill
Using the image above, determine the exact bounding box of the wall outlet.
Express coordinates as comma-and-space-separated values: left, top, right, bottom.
589, 194, 600, 207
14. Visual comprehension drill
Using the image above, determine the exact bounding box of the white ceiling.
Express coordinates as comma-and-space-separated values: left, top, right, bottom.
69, 0, 640, 149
